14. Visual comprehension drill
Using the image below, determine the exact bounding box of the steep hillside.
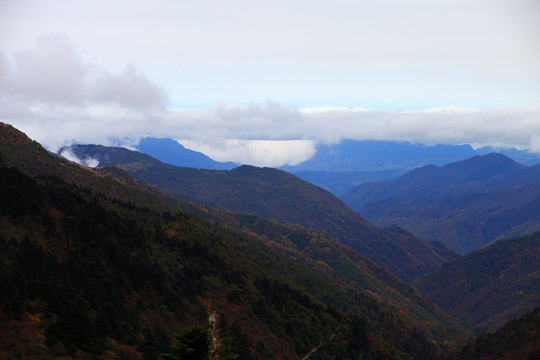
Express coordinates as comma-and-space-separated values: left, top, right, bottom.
416, 232, 540, 334
65, 144, 457, 281
342, 153, 540, 211
0, 123, 175, 212
0, 122, 468, 358
455, 308, 540, 360
1, 166, 391, 359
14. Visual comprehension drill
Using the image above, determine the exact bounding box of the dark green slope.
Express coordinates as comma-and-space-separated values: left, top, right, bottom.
0, 123, 176, 213
171, 208, 467, 348
0, 159, 441, 359
455, 308, 540, 360
65, 144, 456, 281
416, 232, 540, 334
0, 122, 468, 358
1, 166, 376, 359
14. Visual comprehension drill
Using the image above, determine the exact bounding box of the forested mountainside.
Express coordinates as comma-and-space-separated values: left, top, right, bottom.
342, 153, 540, 254
65, 144, 456, 281
1, 122, 470, 359
455, 308, 540, 360
415, 232, 540, 335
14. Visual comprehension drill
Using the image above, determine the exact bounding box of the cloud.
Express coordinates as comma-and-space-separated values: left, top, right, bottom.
89, 65, 169, 110
0, 35, 169, 151
529, 135, 540, 154
12, 33, 87, 103
179, 139, 316, 167
1, 35, 539, 167
60, 147, 99, 168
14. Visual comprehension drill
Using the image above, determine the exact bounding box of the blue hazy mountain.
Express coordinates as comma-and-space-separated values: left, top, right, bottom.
135, 138, 539, 195
281, 140, 479, 172
282, 140, 540, 173
342, 153, 540, 254
280, 140, 539, 195
135, 137, 237, 170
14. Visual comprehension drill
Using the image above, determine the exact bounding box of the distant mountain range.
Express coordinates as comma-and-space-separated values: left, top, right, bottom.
133, 137, 540, 195
342, 153, 540, 254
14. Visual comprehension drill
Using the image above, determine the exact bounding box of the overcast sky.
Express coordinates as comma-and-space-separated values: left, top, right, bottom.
1, 0, 539, 166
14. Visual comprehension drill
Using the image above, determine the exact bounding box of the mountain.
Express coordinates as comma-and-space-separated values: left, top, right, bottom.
281, 140, 480, 172
342, 153, 540, 253
279, 139, 540, 172
65, 144, 457, 281
455, 307, 540, 360
1, 122, 468, 358
135, 137, 237, 170
360, 179, 540, 254
342, 153, 540, 211
415, 232, 540, 335
134, 138, 539, 196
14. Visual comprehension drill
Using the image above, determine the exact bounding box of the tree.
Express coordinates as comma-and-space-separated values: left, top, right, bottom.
163, 326, 208, 360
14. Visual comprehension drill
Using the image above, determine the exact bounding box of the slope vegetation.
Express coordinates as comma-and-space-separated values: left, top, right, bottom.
416, 232, 540, 334
1, 122, 468, 359
455, 308, 540, 360
66, 144, 457, 281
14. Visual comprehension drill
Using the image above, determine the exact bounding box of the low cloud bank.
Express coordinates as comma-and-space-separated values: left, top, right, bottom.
1, 36, 539, 167
59, 147, 99, 168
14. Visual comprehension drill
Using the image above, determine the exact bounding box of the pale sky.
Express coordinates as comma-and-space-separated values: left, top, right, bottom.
1, 0, 539, 166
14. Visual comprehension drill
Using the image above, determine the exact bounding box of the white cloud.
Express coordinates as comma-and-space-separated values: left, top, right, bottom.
0, 35, 169, 151
179, 139, 316, 167
1, 0, 539, 109
60, 147, 99, 168
529, 135, 540, 154
1, 35, 539, 167
89, 65, 169, 110
11, 34, 87, 104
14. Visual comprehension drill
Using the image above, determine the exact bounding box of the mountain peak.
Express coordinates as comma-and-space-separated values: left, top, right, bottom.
136, 137, 237, 170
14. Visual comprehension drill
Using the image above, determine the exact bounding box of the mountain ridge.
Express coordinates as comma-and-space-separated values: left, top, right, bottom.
132, 137, 540, 196
342, 153, 540, 211
341, 153, 540, 254
66, 143, 457, 281
135, 137, 237, 170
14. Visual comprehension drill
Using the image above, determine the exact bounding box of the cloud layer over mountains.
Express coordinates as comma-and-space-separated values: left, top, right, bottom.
1, 36, 539, 167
